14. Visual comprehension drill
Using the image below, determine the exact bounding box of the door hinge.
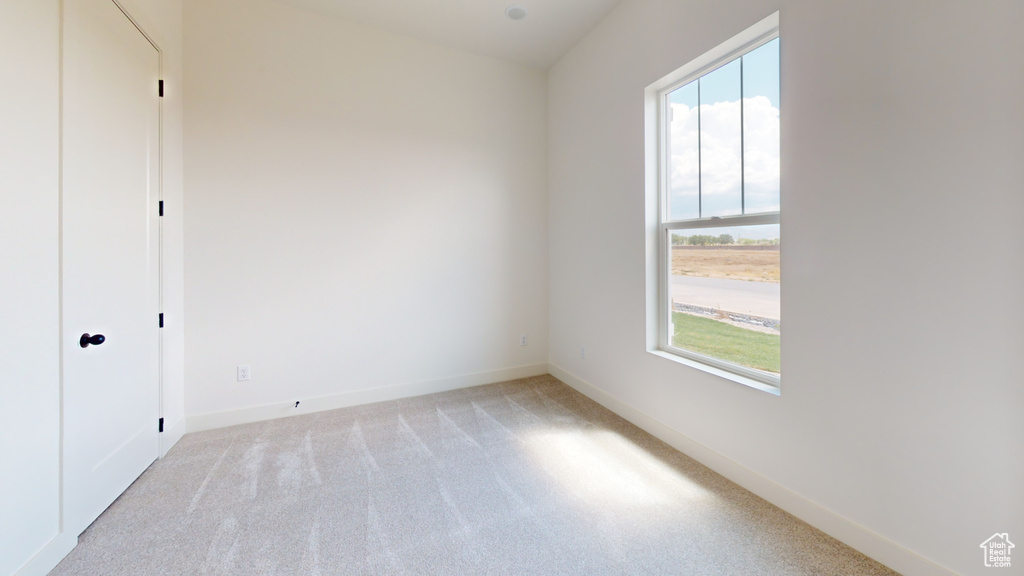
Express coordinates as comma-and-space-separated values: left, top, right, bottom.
158, 417, 164, 433
159, 200, 164, 216
159, 79, 164, 98
159, 313, 164, 328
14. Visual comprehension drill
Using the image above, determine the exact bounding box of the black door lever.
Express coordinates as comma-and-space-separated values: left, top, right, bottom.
80, 333, 106, 348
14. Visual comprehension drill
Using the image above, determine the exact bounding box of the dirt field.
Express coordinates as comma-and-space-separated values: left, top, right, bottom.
671, 246, 780, 283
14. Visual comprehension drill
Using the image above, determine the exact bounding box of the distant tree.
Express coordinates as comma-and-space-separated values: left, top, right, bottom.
718, 234, 734, 245
739, 238, 756, 245
671, 234, 687, 245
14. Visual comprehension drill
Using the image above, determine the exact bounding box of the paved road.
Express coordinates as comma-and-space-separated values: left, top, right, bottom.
671, 275, 780, 320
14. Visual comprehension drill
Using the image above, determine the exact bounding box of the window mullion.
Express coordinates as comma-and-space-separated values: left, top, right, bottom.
740, 55, 745, 215
660, 223, 671, 350
662, 93, 670, 223
697, 77, 702, 219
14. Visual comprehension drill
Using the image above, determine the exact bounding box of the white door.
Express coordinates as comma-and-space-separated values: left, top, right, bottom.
62, 0, 161, 536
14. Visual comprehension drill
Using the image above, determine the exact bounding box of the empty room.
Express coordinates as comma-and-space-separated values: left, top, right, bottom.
1, 0, 1021, 574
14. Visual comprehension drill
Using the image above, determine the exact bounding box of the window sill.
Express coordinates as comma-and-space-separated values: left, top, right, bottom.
648, 349, 781, 396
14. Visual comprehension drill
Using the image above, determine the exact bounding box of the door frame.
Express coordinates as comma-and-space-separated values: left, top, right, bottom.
98, 0, 181, 459
58, 0, 164, 535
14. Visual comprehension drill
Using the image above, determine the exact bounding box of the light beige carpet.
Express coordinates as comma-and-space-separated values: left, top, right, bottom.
51, 375, 898, 575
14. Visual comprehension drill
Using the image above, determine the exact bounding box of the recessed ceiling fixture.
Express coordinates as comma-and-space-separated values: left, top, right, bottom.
505, 5, 527, 21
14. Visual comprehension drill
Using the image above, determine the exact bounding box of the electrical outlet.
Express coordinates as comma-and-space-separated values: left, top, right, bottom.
237, 365, 251, 381
580, 347, 587, 359
520, 334, 528, 346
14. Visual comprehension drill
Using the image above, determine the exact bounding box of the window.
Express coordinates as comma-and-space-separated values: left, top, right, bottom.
645, 13, 780, 391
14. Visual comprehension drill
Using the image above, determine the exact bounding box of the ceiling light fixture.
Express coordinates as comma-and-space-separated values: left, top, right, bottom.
505, 6, 527, 21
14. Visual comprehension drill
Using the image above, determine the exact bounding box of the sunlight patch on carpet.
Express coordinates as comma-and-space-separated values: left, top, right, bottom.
524, 429, 710, 506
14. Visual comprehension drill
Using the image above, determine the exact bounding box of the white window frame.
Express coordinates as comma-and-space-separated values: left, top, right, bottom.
644, 12, 781, 394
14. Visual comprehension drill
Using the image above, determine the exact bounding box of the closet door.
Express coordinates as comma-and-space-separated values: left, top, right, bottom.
62, 0, 161, 536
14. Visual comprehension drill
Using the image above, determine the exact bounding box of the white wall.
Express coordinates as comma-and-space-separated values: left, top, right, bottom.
183, 0, 549, 423
0, 2, 61, 574
0, 1, 184, 573
548, 1, 1023, 575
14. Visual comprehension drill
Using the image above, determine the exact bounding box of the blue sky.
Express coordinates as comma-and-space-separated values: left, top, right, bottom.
669, 38, 779, 109
667, 38, 780, 221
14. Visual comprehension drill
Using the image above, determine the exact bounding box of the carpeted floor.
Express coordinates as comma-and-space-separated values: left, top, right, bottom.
51, 375, 898, 575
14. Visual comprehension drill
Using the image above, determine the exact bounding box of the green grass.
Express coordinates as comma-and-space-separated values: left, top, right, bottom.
671, 312, 780, 374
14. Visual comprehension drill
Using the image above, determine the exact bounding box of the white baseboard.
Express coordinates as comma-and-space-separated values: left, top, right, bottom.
159, 416, 186, 457
548, 364, 956, 576
186, 363, 550, 434
14, 530, 76, 576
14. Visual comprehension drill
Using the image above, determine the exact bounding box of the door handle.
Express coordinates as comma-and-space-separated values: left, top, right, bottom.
80, 333, 106, 348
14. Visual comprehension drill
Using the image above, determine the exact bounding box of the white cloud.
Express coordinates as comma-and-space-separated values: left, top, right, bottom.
669, 96, 779, 216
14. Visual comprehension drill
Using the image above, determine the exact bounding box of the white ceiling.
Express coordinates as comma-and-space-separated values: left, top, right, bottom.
266, 0, 623, 69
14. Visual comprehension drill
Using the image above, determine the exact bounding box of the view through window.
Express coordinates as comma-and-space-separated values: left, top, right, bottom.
668, 223, 780, 376
658, 29, 780, 386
